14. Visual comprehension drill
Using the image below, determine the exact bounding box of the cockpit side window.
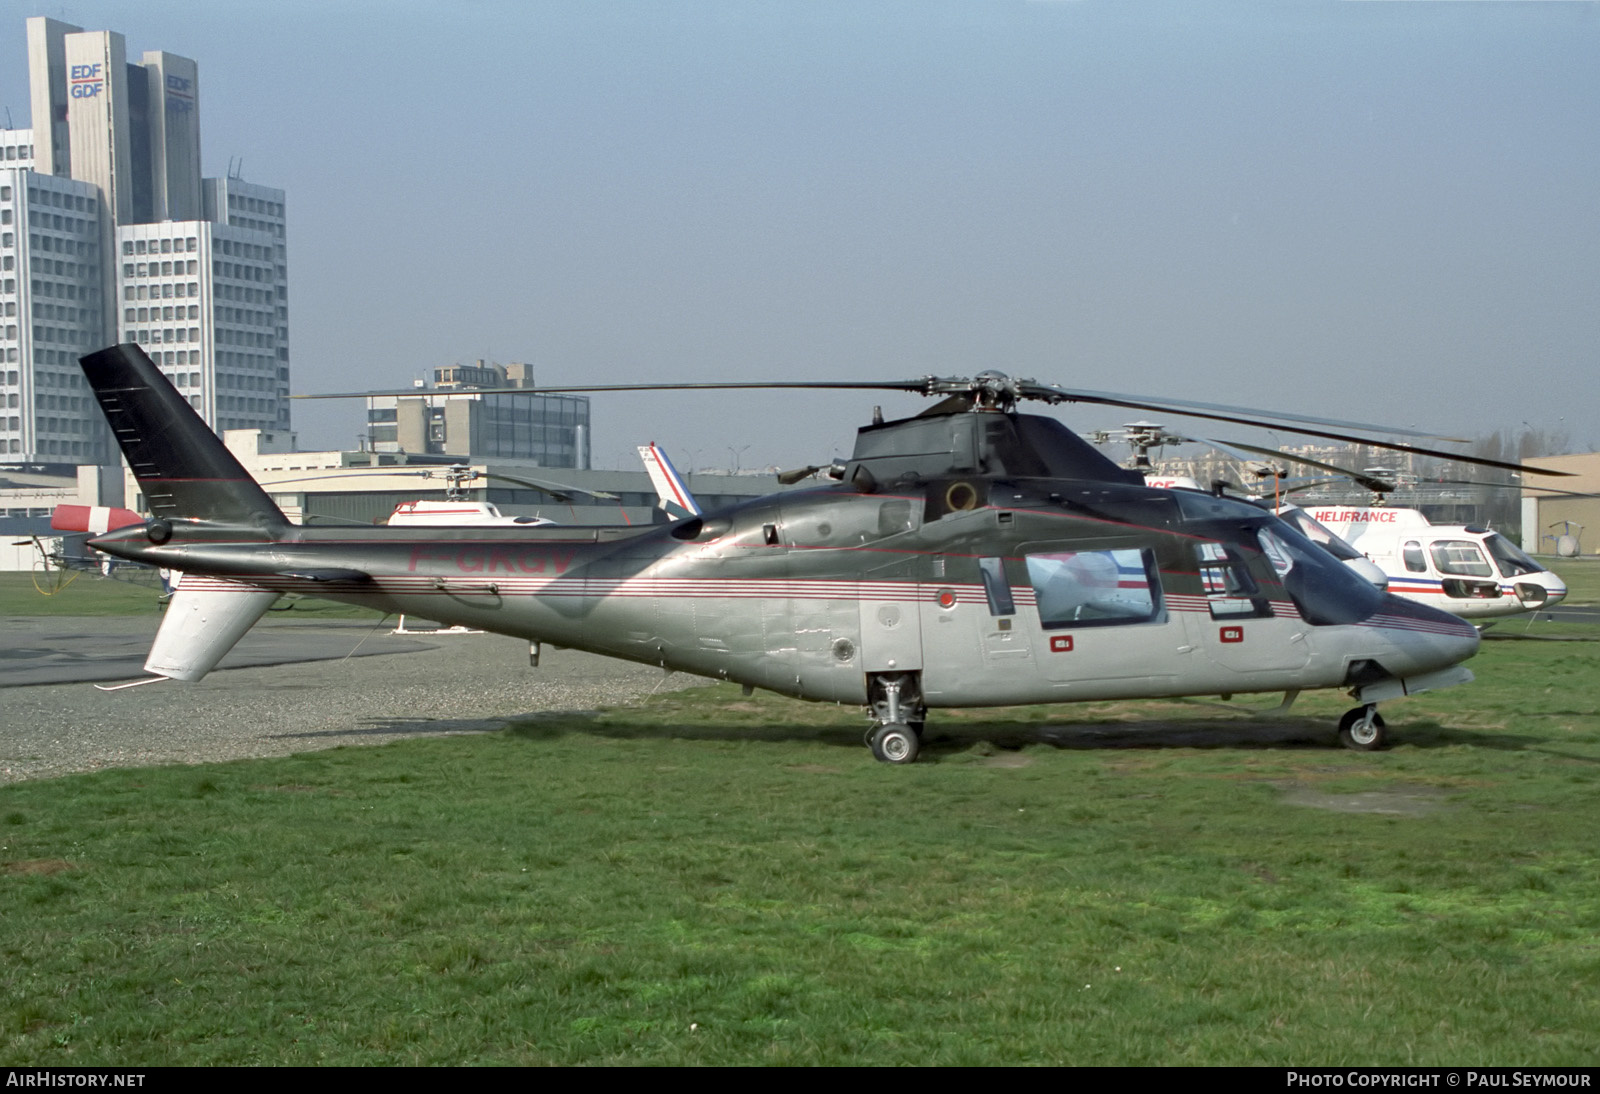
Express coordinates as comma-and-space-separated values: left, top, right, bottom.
1195, 541, 1271, 619
877, 500, 918, 538
1430, 540, 1493, 578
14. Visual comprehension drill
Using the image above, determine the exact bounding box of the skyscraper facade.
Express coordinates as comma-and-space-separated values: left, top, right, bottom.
0, 14, 288, 461
366, 361, 591, 468
0, 136, 108, 459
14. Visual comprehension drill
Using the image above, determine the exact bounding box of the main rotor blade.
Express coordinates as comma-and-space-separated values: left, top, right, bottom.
293, 380, 928, 400
257, 470, 435, 487
295, 374, 1455, 442
1280, 479, 1343, 498
1020, 381, 1461, 442
1175, 435, 1262, 465
1042, 388, 1570, 478
1186, 438, 1399, 494
480, 470, 619, 502
292, 373, 1572, 479
1428, 478, 1600, 500
254, 467, 616, 501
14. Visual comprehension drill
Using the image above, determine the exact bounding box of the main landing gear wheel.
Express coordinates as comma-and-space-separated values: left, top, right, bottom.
1338, 706, 1388, 751
870, 723, 920, 765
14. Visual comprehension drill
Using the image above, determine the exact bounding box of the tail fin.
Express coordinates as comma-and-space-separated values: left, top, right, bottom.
637, 442, 702, 519
79, 344, 286, 527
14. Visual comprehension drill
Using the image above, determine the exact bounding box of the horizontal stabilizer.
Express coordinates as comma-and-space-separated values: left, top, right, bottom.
78, 344, 286, 527
51, 504, 146, 534
145, 583, 280, 682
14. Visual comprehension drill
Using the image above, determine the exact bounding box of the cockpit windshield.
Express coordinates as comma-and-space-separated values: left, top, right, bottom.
1484, 533, 1543, 578
1255, 520, 1386, 625
1173, 492, 1385, 624
1276, 506, 1366, 562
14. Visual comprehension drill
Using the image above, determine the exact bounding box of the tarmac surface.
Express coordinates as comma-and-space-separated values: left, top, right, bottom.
1, 615, 437, 687
0, 616, 700, 784
1546, 605, 1600, 626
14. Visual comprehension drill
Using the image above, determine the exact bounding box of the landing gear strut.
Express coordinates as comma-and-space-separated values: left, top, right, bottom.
1338, 704, 1388, 751
866, 673, 926, 764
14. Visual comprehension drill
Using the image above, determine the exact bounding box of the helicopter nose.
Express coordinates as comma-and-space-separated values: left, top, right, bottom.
1520, 573, 1567, 608
1370, 594, 1480, 673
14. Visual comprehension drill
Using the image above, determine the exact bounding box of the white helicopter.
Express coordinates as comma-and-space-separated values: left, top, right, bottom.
1301, 504, 1565, 622
1095, 423, 1573, 623
381, 466, 563, 528
1277, 463, 1582, 623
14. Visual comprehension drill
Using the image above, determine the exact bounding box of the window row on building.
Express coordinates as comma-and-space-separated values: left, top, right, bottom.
122, 259, 200, 278
23, 186, 92, 214
122, 235, 196, 255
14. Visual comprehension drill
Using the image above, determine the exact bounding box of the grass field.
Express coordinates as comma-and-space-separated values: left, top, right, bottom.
2, 615, 1598, 1063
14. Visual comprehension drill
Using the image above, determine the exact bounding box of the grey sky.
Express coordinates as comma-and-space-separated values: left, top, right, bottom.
5, 0, 1597, 470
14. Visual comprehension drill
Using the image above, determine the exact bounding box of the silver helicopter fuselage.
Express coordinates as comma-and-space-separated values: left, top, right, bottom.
77, 344, 1479, 760
91, 477, 1478, 709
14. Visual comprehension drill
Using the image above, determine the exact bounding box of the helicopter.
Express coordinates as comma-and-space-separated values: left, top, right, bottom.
255, 462, 622, 527
1303, 503, 1567, 623
1271, 465, 1584, 623
70, 343, 1574, 762
383, 465, 560, 528
1093, 424, 1581, 623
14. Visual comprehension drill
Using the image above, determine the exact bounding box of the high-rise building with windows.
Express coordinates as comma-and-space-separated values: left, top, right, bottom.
0, 138, 109, 460
366, 361, 591, 468
0, 14, 288, 460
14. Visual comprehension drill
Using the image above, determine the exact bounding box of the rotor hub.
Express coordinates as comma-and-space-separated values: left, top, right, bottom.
918, 371, 1030, 413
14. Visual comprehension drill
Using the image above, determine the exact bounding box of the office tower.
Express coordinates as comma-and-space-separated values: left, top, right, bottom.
1, 15, 288, 461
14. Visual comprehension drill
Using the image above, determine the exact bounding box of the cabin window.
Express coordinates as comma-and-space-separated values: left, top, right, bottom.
1027, 548, 1161, 628
977, 556, 1015, 616
1429, 540, 1492, 578
1196, 541, 1271, 619
1402, 540, 1426, 573
877, 500, 917, 537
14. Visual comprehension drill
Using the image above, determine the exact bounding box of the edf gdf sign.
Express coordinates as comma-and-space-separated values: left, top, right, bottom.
69, 63, 104, 98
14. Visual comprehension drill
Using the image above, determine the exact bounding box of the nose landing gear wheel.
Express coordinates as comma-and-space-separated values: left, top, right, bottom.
1338, 706, 1388, 751
869, 723, 920, 764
